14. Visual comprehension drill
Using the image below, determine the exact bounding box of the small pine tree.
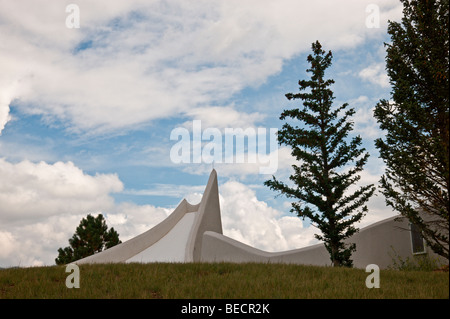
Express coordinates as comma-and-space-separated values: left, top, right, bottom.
265, 41, 375, 267
55, 213, 121, 265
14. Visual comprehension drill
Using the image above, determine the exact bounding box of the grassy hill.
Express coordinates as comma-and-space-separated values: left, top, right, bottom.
0, 262, 448, 299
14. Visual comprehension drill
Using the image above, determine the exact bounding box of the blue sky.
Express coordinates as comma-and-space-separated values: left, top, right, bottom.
0, 0, 404, 267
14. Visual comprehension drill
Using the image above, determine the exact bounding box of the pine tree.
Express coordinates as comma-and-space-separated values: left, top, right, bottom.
265, 41, 375, 267
374, 0, 449, 259
55, 213, 121, 265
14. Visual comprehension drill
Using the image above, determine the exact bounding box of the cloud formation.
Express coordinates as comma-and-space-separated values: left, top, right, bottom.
0, 158, 123, 224
184, 106, 266, 130
358, 63, 390, 88
219, 180, 319, 252
0, 0, 402, 134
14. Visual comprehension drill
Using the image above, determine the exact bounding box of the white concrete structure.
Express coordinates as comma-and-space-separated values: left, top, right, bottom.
75, 169, 447, 269
127, 212, 196, 263
75, 169, 222, 264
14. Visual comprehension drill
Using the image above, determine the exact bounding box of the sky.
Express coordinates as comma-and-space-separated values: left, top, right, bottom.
0, 0, 404, 267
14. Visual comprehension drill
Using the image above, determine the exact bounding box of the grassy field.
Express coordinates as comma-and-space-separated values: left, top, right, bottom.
0, 262, 448, 299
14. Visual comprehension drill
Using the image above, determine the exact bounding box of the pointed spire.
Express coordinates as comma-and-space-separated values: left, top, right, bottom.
185, 168, 222, 261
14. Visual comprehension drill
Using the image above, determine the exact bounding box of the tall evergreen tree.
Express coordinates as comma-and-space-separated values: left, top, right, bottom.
265, 41, 375, 267
55, 213, 121, 265
374, 0, 449, 259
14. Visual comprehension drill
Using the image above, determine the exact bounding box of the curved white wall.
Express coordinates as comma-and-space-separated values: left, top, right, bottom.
126, 213, 196, 263
201, 216, 448, 269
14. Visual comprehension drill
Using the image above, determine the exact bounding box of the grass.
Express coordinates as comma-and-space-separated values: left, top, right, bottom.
0, 262, 448, 299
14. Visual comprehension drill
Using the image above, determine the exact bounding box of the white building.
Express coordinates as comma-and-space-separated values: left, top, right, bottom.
75, 170, 447, 269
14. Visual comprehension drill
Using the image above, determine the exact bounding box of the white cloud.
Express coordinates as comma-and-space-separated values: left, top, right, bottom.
0, 231, 16, 259
184, 106, 266, 130
0, 80, 21, 135
0, 158, 123, 223
0, 0, 402, 134
219, 180, 319, 252
0, 97, 11, 135
350, 95, 382, 139
358, 63, 390, 88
